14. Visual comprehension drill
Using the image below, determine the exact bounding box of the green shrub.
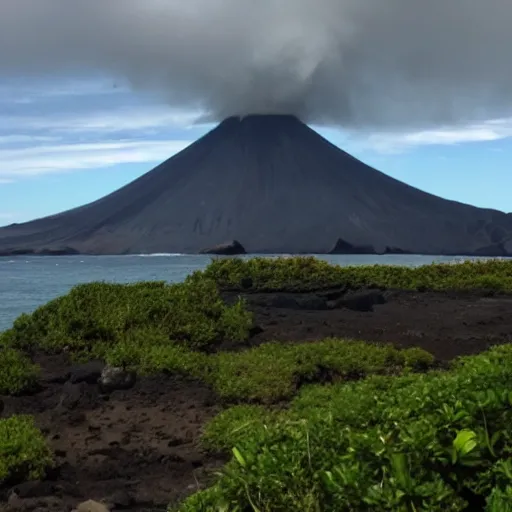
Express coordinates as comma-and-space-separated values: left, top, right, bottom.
202, 255, 354, 291
102, 328, 210, 381
401, 346, 437, 370
176, 344, 512, 511
2, 275, 253, 354
102, 328, 170, 369
209, 339, 434, 403
0, 348, 39, 395
201, 256, 512, 292
136, 343, 211, 380
486, 483, 512, 511
201, 405, 278, 452
0, 415, 53, 484
102, 333, 430, 404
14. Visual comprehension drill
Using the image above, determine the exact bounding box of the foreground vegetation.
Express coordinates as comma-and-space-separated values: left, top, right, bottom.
105, 337, 433, 403
3, 257, 512, 362
2, 257, 512, 510
0, 348, 39, 395
179, 345, 512, 511
0, 415, 53, 485
0, 274, 253, 355
0, 334, 434, 405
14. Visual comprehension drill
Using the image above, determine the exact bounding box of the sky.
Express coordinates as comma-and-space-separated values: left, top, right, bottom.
1, 74, 512, 227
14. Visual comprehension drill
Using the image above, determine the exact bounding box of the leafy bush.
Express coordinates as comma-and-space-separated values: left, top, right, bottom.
201, 256, 512, 292
209, 339, 434, 402
2, 275, 253, 353
176, 344, 512, 511
201, 405, 278, 452
104, 334, 430, 404
0, 348, 39, 395
486, 483, 512, 511
102, 328, 171, 369
104, 332, 211, 381
140, 343, 211, 380
0, 415, 53, 485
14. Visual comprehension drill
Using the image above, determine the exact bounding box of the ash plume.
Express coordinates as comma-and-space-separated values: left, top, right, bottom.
1, 0, 512, 129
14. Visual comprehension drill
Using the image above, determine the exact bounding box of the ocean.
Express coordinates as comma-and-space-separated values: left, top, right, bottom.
0, 253, 491, 332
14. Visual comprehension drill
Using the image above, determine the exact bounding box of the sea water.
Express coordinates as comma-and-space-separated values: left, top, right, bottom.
0, 253, 491, 332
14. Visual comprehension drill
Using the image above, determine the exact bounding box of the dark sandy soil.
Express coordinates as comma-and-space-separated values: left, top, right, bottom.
2, 288, 512, 511
230, 288, 512, 360
1, 353, 224, 512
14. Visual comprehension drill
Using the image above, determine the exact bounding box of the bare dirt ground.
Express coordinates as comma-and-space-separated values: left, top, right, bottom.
2, 288, 512, 511
234, 288, 512, 360
1, 354, 224, 512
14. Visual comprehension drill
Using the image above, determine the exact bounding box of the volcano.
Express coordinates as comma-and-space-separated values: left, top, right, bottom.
1, 114, 512, 256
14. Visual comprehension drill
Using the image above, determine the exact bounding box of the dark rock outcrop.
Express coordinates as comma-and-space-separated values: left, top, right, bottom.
0, 247, 79, 256
384, 246, 412, 255
103, 490, 134, 509
10, 480, 56, 499
69, 361, 105, 385
199, 240, 246, 255
0, 114, 511, 256
329, 238, 376, 255
57, 382, 87, 411
36, 247, 80, 256
473, 243, 508, 257
0, 248, 35, 256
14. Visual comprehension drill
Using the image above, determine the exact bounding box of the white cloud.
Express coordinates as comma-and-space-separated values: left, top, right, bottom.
2, 74, 512, 189
0, 82, 205, 182
5, 107, 203, 134
0, 139, 193, 179
357, 117, 512, 154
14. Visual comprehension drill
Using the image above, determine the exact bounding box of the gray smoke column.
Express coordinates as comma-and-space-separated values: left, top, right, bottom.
1, 0, 511, 129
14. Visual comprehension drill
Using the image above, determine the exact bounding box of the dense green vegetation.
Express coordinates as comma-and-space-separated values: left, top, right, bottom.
0, 415, 53, 485
0, 274, 253, 354
3, 257, 512, 361
104, 336, 432, 403
2, 257, 512, 510
0, 348, 39, 395
202, 256, 512, 292
177, 345, 512, 511
209, 340, 433, 403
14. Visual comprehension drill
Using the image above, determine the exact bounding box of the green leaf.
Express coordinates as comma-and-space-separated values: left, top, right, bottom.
391, 452, 412, 490
453, 429, 478, 457
232, 447, 246, 468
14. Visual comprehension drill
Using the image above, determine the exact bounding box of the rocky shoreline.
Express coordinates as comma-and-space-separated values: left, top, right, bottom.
1, 240, 512, 257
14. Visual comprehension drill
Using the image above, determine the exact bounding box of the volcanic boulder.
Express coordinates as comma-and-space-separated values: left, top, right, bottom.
329, 237, 376, 255
199, 240, 246, 255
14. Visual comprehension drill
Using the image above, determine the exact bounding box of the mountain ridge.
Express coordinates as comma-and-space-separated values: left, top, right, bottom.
1, 114, 512, 256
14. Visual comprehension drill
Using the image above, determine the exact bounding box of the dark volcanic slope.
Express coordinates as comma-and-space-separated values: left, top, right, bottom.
1, 114, 512, 255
